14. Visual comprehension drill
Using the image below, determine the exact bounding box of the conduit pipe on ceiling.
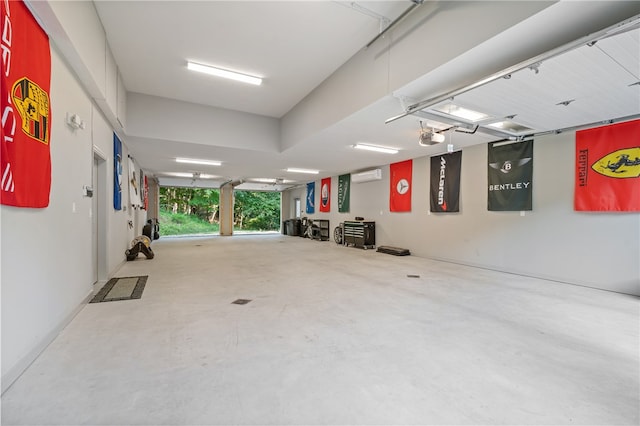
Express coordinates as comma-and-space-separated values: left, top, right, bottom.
385, 13, 640, 124
490, 113, 640, 145
365, 0, 424, 49
337, 1, 391, 33
220, 179, 244, 188
535, 114, 640, 138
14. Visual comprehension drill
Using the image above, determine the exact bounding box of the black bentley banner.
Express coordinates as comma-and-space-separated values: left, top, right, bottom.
338, 173, 350, 212
430, 151, 462, 212
488, 140, 533, 211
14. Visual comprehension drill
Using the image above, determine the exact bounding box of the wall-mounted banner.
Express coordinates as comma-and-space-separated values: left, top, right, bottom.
1, 0, 52, 208
128, 157, 141, 209
430, 151, 462, 213
488, 140, 533, 211
114, 134, 123, 210
575, 119, 640, 211
320, 177, 331, 212
338, 173, 350, 213
306, 181, 315, 214
140, 171, 149, 210
138, 169, 146, 210
390, 159, 412, 212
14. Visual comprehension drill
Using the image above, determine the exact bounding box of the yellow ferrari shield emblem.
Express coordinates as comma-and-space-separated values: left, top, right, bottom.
591, 148, 640, 178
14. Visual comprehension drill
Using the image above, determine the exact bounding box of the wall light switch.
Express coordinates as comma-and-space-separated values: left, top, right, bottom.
72, 202, 76, 213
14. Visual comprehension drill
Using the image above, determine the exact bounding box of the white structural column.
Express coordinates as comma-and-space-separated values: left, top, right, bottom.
147, 178, 160, 220
219, 182, 235, 236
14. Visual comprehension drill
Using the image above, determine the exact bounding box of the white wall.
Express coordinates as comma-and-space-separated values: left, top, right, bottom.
284, 132, 640, 296
28, 0, 127, 133
1, 44, 140, 394
2, 48, 93, 390
91, 106, 139, 279
126, 93, 280, 152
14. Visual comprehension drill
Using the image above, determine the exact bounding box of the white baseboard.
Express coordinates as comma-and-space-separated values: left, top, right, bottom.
1, 290, 93, 395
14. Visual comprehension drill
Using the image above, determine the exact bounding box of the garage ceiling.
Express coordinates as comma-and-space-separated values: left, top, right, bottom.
88, 1, 640, 191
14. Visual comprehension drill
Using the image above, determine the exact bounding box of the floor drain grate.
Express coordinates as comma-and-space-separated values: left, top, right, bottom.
232, 299, 252, 305
407, 274, 420, 278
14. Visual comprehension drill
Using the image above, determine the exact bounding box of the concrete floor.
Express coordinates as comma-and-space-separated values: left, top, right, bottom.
2, 234, 639, 425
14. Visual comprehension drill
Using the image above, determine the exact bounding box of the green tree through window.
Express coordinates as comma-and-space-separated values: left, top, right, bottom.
159, 187, 280, 235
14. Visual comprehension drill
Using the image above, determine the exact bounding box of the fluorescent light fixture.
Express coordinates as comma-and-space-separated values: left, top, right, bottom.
286, 168, 319, 175
353, 143, 398, 154
487, 121, 533, 133
249, 178, 296, 184
164, 172, 193, 178
163, 172, 218, 179
176, 157, 221, 166
187, 61, 262, 86
434, 103, 489, 122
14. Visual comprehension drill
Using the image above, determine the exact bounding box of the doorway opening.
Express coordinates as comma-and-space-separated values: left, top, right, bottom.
159, 187, 220, 235
158, 186, 281, 236
233, 190, 281, 233
92, 150, 108, 286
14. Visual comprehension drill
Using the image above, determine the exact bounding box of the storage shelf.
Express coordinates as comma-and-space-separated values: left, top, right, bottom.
311, 220, 330, 241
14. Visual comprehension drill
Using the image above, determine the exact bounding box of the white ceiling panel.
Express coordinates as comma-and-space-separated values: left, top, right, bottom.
421, 27, 640, 137
596, 28, 640, 79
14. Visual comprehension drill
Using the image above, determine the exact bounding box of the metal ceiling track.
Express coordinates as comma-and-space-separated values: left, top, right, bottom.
533, 113, 640, 137
491, 113, 640, 145
385, 14, 640, 124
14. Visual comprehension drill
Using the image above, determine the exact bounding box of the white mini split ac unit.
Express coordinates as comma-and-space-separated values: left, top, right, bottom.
351, 168, 382, 183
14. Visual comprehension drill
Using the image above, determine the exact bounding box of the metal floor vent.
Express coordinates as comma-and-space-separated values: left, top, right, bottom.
232, 299, 252, 305
407, 274, 421, 278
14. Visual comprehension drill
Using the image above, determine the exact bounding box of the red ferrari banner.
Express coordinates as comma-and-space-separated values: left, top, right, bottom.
390, 159, 412, 212
575, 120, 640, 211
320, 177, 330, 212
1, 0, 52, 208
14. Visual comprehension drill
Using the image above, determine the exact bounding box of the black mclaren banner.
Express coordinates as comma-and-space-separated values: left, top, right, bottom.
430, 151, 462, 212
488, 140, 533, 211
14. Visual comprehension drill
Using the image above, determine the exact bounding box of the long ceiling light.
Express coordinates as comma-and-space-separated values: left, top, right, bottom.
286, 168, 319, 175
176, 157, 221, 166
163, 172, 218, 179
353, 143, 398, 154
187, 61, 262, 86
249, 178, 296, 184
